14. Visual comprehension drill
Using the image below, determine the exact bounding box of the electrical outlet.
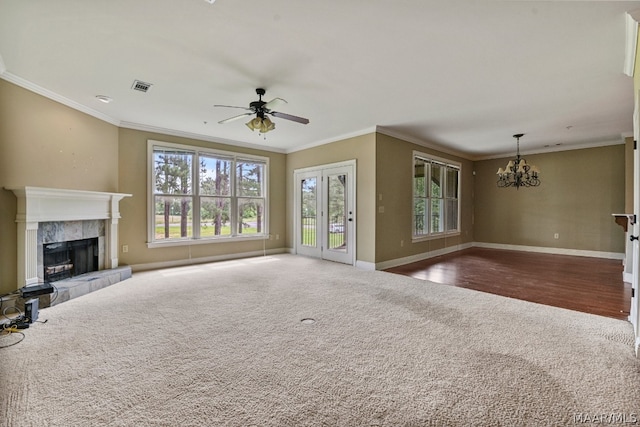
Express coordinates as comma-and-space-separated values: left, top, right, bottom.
122, 245, 129, 253
276, 234, 280, 240
400, 240, 404, 247
554, 233, 559, 239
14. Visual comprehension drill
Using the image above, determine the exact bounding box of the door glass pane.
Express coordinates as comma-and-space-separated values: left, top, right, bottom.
328, 174, 346, 251
301, 178, 317, 247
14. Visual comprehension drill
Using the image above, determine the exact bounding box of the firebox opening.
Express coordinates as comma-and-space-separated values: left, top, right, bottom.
43, 238, 99, 282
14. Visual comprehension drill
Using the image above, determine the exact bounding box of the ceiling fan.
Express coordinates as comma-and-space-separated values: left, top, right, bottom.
214, 88, 309, 134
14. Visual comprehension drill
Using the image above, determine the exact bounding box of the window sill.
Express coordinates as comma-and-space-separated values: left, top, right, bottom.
147, 234, 268, 249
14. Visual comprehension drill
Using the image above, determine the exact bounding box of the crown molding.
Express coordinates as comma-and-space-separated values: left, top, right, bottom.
285, 127, 378, 154
375, 126, 474, 161
474, 137, 626, 161
0, 71, 120, 126
119, 121, 287, 154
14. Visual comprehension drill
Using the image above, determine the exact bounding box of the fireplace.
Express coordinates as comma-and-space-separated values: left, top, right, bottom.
9, 186, 131, 287
43, 238, 99, 282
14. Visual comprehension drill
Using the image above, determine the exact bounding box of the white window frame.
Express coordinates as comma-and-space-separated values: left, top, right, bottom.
147, 140, 269, 248
412, 150, 461, 242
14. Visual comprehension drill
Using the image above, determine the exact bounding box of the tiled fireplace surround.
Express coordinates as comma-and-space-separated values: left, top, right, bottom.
10, 187, 132, 303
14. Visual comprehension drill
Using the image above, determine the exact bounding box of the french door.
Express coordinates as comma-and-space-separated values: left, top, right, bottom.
294, 161, 356, 265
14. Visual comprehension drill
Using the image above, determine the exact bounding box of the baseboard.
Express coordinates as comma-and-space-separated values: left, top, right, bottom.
375, 242, 474, 270
373, 241, 624, 271
355, 260, 376, 271
623, 272, 633, 283
129, 247, 289, 272
472, 242, 624, 260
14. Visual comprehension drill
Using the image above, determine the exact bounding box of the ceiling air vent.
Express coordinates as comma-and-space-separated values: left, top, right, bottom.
131, 80, 153, 93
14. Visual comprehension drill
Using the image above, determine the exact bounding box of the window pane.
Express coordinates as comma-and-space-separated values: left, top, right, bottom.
414, 198, 428, 235
237, 161, 264, 197
200, 197, 231, 237
431, 163, 443, 198
154, 196, 193, 239
446, 168, 459, 198
237, 198, 265, 235
431, 198, 443, 233
414, 159, 427, 197
200, 156, 231, 196
153, 150, 193, 195
446, 199, 458, 231
301, 178, 317, 247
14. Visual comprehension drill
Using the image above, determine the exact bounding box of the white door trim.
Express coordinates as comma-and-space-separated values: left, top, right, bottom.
293, 160, 356, 266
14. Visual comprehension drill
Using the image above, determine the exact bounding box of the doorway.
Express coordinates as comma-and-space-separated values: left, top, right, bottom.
294, 161, 356, 265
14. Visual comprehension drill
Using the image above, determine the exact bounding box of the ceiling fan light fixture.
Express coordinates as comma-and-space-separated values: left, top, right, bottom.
246, 117, 263, 131
260, 116, 275, 133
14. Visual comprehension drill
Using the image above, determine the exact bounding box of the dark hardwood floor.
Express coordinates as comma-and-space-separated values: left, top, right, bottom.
385, 247, 632, 320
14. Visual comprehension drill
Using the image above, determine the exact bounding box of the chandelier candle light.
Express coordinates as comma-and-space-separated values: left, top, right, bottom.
496, 133, 540, 189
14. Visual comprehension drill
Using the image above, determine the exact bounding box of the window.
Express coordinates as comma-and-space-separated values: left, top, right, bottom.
148, 141, 268, 246
413, 152, 460, 239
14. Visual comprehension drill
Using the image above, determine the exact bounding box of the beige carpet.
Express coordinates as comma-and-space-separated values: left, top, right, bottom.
1, 254, 639, 426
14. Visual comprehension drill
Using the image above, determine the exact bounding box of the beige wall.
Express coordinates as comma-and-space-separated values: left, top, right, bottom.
625, 136, 634, 214
0, 79, 119, 294
474, 145, 625, 253
285, 134, 376, 263
117, 128, 287, 269
374, 134, 474, 263
0, 77, 629, 294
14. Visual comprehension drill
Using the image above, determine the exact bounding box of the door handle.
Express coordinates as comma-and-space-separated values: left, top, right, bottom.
631, 235, 639, 241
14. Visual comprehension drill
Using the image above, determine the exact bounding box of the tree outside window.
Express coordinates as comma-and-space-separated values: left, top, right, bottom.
413, 153, 460, 239
151, 143, 268, 243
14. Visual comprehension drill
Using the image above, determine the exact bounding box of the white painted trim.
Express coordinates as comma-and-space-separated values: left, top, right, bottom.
7, 187, 131, 286
624, 12, 639, 77
473, 242, 624, 260
285, 127, 377, 154
122, 122, 286, 154
292, 160, 357, 266
474, 138, 626, 161
355, 260, 376, 271
0, 72, 120, 126
375, 241, 623, 272
0, 53, 6, 74
624, 272, 633, 283
377, 126, 472, 160
376, 242, 474, 270
129, 247, 287, 272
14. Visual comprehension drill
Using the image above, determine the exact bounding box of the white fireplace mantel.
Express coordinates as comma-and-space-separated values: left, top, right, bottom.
9, 186, 132, 287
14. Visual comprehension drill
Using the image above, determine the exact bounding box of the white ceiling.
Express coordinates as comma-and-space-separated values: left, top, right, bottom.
0, 0, 638, 159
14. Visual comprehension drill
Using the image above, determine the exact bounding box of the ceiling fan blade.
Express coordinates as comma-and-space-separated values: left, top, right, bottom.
263, 97, 287, 111
218, 112, 253, 124
270, 111, 310, 125
213, 104, 252, 111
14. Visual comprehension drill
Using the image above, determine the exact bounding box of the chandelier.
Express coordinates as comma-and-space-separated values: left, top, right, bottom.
496, 133, 540, 189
